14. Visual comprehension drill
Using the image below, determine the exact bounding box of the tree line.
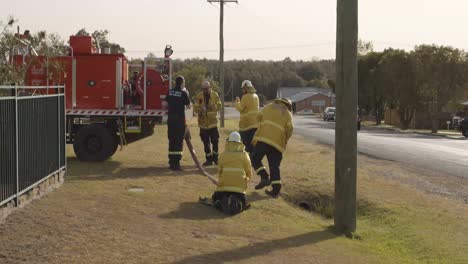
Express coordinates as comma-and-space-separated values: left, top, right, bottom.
128, 57, 336, 102
358, 46, 468, 132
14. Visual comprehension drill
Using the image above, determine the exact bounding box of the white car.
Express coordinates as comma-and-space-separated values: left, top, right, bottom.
323, 107, 336, 121
296, 109, 314, 115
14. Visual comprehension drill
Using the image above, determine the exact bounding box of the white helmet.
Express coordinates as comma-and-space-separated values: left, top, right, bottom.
241, 80, 253, 88
227, 132, 242, 143
202, 80, 211, 89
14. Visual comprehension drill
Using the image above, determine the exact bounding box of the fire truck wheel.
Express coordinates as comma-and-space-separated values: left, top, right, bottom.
73, 124, 119, 161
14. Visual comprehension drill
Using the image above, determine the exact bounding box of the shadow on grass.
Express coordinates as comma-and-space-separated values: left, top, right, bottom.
247, 192, 272, 203
66, 157, 200, 181
159, 192, 273, 221
159, 202, 226, 220
171, 227, 337, 264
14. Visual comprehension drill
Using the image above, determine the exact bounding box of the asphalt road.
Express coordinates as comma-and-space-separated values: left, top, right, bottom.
224, 106, 240, 119
293, 115, 468, 179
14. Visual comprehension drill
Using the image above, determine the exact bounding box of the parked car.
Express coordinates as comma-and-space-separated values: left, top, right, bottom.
323, 107, 336, 121
460, 118, 468, 137
296, 109, 314, 115
452, 116, 463, 130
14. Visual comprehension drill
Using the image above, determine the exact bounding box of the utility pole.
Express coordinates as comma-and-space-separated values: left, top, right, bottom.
335, 0, 358, 235
207, 0, 238, 127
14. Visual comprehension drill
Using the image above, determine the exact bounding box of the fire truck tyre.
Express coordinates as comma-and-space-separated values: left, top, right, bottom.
73, 124, 119, 161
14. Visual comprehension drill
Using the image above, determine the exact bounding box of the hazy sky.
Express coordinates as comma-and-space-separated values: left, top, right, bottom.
2, 0, 468, 60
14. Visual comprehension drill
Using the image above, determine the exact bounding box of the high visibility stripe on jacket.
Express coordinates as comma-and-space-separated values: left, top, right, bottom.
216, 141, 252, 194
252, 102, 294, 153
235, 92, 259, 131
193, 90, 221, 129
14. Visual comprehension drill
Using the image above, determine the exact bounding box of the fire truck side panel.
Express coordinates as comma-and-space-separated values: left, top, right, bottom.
26, 56, 47, 86
13, 55, 72, 96
74, 55, 121, 109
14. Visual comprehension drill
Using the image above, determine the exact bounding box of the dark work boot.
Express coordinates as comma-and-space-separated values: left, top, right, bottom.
203, 154, 213, 167
265, 184, 281, 198
170, 161, 182, 171
213, 152, 219, 165
255, 175, 271, 190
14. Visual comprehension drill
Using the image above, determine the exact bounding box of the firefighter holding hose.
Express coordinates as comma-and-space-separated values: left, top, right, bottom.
194, 80, 222, 166
166, 76, 191, 171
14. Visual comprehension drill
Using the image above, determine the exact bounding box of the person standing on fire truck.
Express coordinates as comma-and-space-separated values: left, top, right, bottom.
129, 71, 140, 106
234, 80, 259, 157
194, 80, 222, 166
166, 76, 191, 170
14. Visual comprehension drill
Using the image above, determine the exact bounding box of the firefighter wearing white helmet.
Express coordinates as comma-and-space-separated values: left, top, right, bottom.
235, 80, 260, 156
251, 98, 294, 197
194, 80, 222, 166
208, 131, 252, 215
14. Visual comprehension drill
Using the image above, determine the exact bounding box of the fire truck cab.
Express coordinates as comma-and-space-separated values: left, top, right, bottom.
15, 35, 189, 162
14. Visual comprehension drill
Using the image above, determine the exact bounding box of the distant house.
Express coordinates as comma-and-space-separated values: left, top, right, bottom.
277, 87, 335, 113
277, 87, 334, 99
288, 92, 335, 113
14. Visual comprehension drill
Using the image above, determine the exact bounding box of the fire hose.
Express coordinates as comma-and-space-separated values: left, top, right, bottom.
184, 128, 218, 186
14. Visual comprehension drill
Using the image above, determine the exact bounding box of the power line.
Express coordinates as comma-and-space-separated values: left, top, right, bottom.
124, 41, 417, 54
124, 42, 336, 54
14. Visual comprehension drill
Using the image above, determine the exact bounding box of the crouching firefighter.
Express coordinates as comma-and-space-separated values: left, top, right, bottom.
251, 98, 294, 197
166, 76, 191, 170
194, 80, 222, 166
200, 132, 252, 215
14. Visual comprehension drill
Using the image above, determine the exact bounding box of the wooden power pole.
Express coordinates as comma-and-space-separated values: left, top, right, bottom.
335, 0, 358, 235
208, 0, 237, 128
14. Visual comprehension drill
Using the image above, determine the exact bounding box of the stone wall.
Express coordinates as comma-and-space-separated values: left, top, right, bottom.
0, 170, 65, 222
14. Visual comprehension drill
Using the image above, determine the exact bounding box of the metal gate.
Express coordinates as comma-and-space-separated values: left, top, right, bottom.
0, 86, 66, 207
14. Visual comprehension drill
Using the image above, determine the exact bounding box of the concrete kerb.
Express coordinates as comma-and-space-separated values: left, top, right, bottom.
0, 170, 65, 223
362, 124, 466, 140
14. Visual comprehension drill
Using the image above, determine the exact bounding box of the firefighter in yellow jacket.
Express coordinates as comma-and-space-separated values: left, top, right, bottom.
194, 80, 222, 166
235, 80, 259, 156
251, 98, 294, 197
206, 132, 252, 215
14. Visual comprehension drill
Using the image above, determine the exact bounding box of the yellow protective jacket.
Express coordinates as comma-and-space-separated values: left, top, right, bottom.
216, 141, 252, 194
253, 102, 294, 153
235, 92, 259, 131
194, 90, 221, 129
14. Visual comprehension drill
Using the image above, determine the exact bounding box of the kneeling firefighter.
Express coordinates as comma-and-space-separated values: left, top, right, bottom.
193, 80, 222, 166
234, 80, 259, 156
251, 98, 294, 197
209, 132, 252, 215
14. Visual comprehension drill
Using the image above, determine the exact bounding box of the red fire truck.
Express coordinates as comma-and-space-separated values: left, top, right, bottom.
14, 35, 191, 161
